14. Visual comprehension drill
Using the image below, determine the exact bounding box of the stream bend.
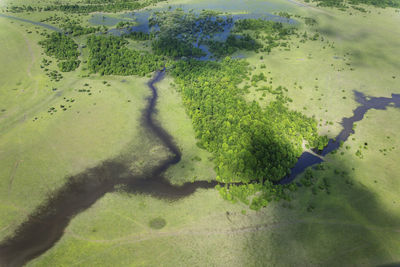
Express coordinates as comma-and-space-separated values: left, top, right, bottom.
0, 70, 215, 267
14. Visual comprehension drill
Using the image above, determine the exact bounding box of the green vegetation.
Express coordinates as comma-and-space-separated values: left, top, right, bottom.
148, 217, 167, 229
41, 15, 101, 36
208, 34, 262, 57
7, 0, 167, 13
1, 0, 400, 265
308, 0, 400, 8
39, 32, 80, 72
125, 31, 154, 41
208, 18, 298, 58
171, 58, 327, 208
87, 35, 165, 76
62, 21, 100, 36
152, 36, 205, 57
0, 16, 155, 243
149, 9, 231, 57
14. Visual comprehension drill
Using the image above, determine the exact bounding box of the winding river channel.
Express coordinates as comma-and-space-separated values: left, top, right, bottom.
0, 70, 217, 267
1, 13, 400, 267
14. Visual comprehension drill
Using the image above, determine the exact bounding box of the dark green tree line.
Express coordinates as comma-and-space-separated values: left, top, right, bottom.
87, 35, 165, 76
39, 32, 80, 72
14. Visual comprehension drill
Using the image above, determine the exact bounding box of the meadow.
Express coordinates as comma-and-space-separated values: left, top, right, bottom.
0, 0, 399, 266
0, 16, 153, 241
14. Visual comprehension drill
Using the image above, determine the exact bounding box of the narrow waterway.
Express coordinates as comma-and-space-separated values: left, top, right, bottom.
279, 91, 400, 184
0, 70, 216, 267
1, 12, 400, 267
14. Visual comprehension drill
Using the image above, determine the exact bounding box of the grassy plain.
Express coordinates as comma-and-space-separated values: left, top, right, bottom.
0, 0, 399, 266
244, 4, 400, 138
0, 17, 152, 240
29, 98, 400, 267
29, 104, 400, 266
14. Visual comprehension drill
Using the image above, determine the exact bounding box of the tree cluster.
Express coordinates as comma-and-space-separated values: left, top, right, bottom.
152, 37, 205, 58
171, 58, 327, 208
149, 9, 232, 58
39, 32, 80, 72
208, 34, 262, 58
306, 0, 399, 8
7, 0, 167, 13
87, 35, 165, 76
171, 58, 327, 183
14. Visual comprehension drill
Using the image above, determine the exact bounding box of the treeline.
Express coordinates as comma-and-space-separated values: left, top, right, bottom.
233, 19, 297, 40
62, 22, 101, 36
116, 21, 136, 29
208, 34, 262, 58
171, 58, 327, 208
41, 15, 101, 36
7, 0, 167, 13
171, 58, 326, 183
87, 35, 165, 76
149, 9, 232, 58
306, 0, 400, 8
39, 32, 80, 72
210, 18, 298, 56
152, 37, 205, 58
126, 31, 154, 41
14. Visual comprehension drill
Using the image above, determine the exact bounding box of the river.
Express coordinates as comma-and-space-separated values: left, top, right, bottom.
0, 13, 400, 266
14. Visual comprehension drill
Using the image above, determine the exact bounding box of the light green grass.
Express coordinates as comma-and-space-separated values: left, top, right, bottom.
29, 102, 400, 267
1, 0, 400, 266
156, 75, 216, 185
244, 4, 400, 138
0, 17, 151, 239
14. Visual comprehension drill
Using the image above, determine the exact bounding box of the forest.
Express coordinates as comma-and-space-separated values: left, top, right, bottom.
307, 0, 400, 8
207, 34, 262, 58
171, 58, 328, 208
7, 0, 167, 13
87, 35, 165, 76
38, 32, 80, 72
149, 9, 232, 58
151, 36, 206, 57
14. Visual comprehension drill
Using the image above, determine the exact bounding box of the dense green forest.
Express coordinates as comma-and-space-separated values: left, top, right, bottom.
38, 32, 80, 72
151, 37, 206, 57
171, 58, 327, 184
170, 58, 328, 208
307, 0, 400, 8
126, 31, 154, 41
7, 0, 167, 13
41, 15, 102, 36
62, 21, 100, 36
87, 35, 165, 76
149, 9, 232, 58
207, 34, 262, 57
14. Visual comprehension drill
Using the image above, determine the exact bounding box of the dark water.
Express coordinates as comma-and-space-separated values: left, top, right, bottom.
0, 71, 216, 267
97, 8, 296, 59
279, 91, 400, 185
1, 12, 400, 266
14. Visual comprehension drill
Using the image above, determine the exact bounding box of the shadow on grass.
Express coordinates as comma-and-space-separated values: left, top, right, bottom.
244, 157, 400, 266
0, 158, 218, 267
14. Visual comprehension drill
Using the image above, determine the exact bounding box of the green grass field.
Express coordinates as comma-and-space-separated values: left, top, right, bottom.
1, 0, 399, 266
0, 16, 153, 240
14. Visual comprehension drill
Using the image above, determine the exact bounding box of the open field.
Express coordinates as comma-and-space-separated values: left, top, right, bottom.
0, 0, 399, 265
0, 17, 154, 240
244, 4, 400, 138
28, 106, 400, 266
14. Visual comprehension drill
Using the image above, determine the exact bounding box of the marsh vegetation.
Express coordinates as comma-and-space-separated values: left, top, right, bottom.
0, 0, 399, 265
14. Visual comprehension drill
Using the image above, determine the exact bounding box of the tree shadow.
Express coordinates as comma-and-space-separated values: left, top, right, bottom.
243, 156, 400, 266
